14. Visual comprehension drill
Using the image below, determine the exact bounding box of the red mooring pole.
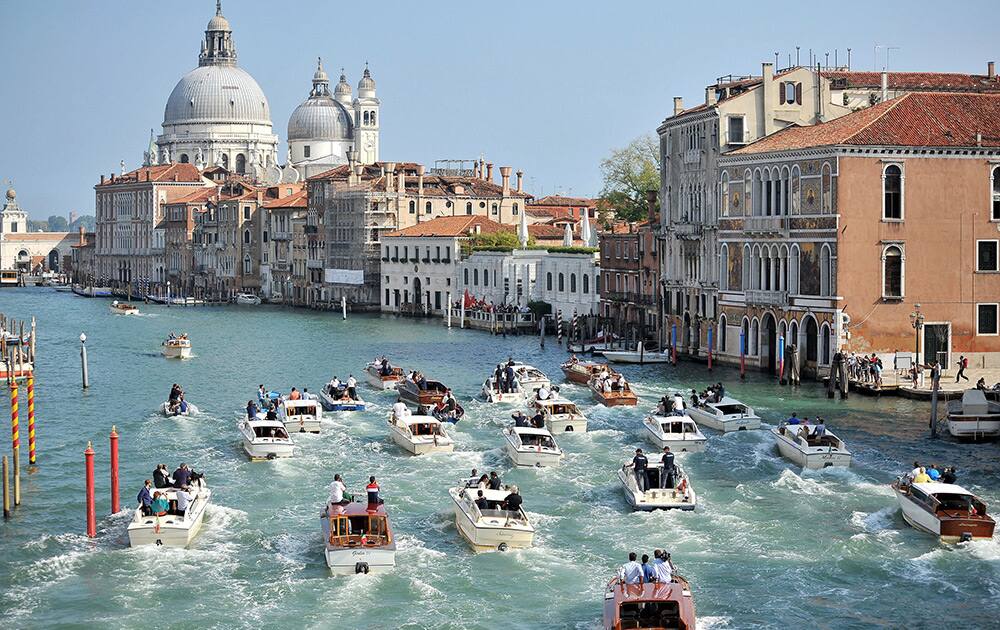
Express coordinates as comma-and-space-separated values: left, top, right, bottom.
27, 375, 35, 465
109, 426, 120, 514
85, 441, 96, 537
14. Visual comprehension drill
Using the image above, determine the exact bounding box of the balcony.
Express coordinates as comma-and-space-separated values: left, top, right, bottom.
272, 231, 292, 241
307, 259, 323, 270
673, 223, 703, 239
272, 261, 290, 272
745, 216, 788, 235
682, 149, 703, 165
602, 291, 655, 306
745, 289, 789, 306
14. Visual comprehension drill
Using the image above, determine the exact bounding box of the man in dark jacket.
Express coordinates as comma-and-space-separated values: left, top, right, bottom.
660, 447, 676, 489
137, 479, 153, 516
633, 449, 649, 491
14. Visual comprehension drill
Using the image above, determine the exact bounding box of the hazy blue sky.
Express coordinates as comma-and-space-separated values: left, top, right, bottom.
1, 0, 997, 218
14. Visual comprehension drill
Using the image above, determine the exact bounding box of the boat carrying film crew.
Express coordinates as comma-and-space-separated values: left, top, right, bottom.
618, 550, 675, 584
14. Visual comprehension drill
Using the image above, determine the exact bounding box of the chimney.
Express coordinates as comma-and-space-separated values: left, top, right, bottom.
486, 163, 494, 183
500, 166, 511, 195
762, 62, 775, 134
881, 70, 888, 103
673, 97, 684, 116
645, 190, 658, 222
989, 61, 996, 79
705, 86, 717, 106
516, 170, 523, 193
479, 158, 486, 180
398, 169, 406, 194
417, 164, 425, 197
146, 170, 150, 182
385, 162, 396, 192
78, 225, 85, 245
100, 174, 105, 184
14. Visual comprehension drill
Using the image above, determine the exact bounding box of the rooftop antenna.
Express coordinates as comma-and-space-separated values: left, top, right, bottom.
847, 48, 852, 70
825, 52, 829, 69
788, 53, 792, 68
796, 46, 800, 66
874, 44, 881, 71
834, 49, 838, 68
774, 51, 779, 67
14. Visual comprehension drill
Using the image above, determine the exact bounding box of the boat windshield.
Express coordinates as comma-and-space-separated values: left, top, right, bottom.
660, 421, 693, 434
253, 425, 289, 439
550, 404, 575, 415
284, 404, 315, 417
411, 422, 441, 436
618, 600, 686, 630
715, 404, 747, 415
329, 514, 390, 546
519, 433, 555, 448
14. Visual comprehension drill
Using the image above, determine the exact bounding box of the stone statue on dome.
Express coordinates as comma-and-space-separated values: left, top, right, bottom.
195, 147, 205, 169
161, 148, 171, 164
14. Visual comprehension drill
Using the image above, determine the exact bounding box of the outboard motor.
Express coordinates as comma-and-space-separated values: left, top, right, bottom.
960, 532, 973, 542
355, 562, 370, 574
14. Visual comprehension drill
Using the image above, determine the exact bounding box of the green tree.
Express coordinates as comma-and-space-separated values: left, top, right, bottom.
469, 230, 533, 250
598, 134, 660, 222
47, 215, 69, 231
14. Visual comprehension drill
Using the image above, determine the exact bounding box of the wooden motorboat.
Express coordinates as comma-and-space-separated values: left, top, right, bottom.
481, 376, 525, 404
642, 413, 707, 453
618, 460, 696, 511
603, 575, 696, 630
771, 423, 852, 469
530, 397, 588, 433
686, 396, 760, 432
502, 426, 563, 467
127, 478, 211, 548
397, 377, 449, 408
589, 373, 638, 407
109, 300, 139, 315
319, 383, 366, 411
561, 359, 607, 384
365, 361, 405, 390
160, 400, 198, 417
161, 335, 192, 359
239, 416, 294, 460
321, 501, 396, 575
387, 413, 454, 455
891, 478, 995, 542
449, 482, 534, 551
278, 398, 323, 433
947, 389, 1000, 440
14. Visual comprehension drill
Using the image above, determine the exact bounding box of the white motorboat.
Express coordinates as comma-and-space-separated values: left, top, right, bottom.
109, 300, 139, 315
891, 478, 995, 542
387, 412, 455, 455
321, 501, 396, 574
502, 426, 563, 467
947, 389, 1000, 440
160, 400, 198, 417
127, 479, 211, 547
365, 361, 405, 390
278, 398, 323, 434
318, 383, 366, 411
234, 292, 261, 305
530, 396, 588, 433
642, 413, 707, 452
481, 376, 525, 404
687, 396, 761, 432
618, 461, 696, 511
239, 416, 294, 460
510, 363, 550, 393
161, 335, 192, 359
771, 423, 852, 469
601, 348, 671, 364
449, 482, 534, 551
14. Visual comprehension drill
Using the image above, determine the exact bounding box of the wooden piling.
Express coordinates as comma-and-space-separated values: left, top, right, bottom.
85, 441, 96, 537
10, 380, 19, 506
110, 426, 120, 514
2, 455, 8, 519
27, 375, 35, 465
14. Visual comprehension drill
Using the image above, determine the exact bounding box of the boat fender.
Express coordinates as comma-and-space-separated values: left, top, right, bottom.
566, 426, 574, 432
267, 453, 277, 460
961, 532, 973, 542
497, 543, 508, 552
355, 562, 370, 574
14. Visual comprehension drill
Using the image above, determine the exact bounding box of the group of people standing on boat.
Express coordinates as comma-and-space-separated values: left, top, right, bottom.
466, 469, 524, 515
689, 383, 725, 408
512, 410, 545, 430
490, 359, 519, 393
327, 473, 383, 507
618, 550, 675, 584
631, 447, 682, 492
907, 461, 958, 485
136, 463, 202, 517
166, 383, 189, 415
325, 375, 359, 401
656, 393, 687, 416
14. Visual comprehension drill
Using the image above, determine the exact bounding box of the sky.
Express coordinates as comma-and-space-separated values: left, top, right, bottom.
0, 0, 997, 219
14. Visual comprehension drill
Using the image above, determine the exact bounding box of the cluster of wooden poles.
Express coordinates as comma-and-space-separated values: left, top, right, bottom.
2, 315, 38, 520
83, 427, 120, 537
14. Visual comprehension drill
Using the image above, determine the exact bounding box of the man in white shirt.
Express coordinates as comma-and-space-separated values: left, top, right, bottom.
651, 550, 673, 582
328, 474, 349, 507
174, 487, 192, 517
672, 393, 685, 415
346, 375, 358, 400
909, 461, 922, 481
392, 400, 409, 420
537, 385, 550, 400
618, 552, 644, 584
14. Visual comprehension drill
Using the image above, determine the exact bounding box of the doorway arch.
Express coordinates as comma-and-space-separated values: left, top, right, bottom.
761, 312, 777, 373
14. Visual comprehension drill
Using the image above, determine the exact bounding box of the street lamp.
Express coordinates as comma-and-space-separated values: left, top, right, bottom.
909, 303, 925, 363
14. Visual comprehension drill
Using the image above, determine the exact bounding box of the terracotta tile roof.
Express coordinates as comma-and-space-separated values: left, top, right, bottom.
824, 71, 1000, 91
96, 163, 204, 186
262, 189, 308, 209
529, 195, 596, 207
5, 232, 70, 241
167, 188, 218, 205
730, 92, 1000, 154
525, 206, 571, 219
384, 215, 508, 238
308, 162, 532, 199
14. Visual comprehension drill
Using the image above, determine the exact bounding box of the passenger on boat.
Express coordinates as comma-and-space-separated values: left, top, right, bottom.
417, 373, 429, 390
172, 464, 193, 489
652, 550, 674, 582
174, 487, 191, 518
153, 464, 171, 489
941, 467, 958, 484
137, 480, 153, 516
814, 418, 827, 437
673, 393, 685, 415
289, 387, 301, 401
908, 461, 922, 481
477, 474, 489, 490
474, 490, 489, 510
797, 425, 810, 441
618, 552, 644, 585
503, 485, 523, 513
488, 472, 503, 490
569, 354, 579, 364
265, 404, 278, 421
246, 400, 258, 420
530, 412, 545, 429
258, 384, 267, 404
660, 447, 676, 489
689, 390, 700, 408
786, 413, 800, 424
927, 464, 941, 481
641, 554, 656, 583
346, 376, 358, 400
493, 364, 503, 392
602, 378, 612, 393
379, 357, 391, 376
633, 449, 650, 492
366, 477, 382, 505
328, 474, 352, 507
150, 492, 169, 517
169, 383, 182, 402
537, 385, 551, 400
504, 363, 516, 393
913, 468, 932, 484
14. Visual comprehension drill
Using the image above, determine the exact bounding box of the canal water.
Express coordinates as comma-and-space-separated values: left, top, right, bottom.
0, 288, 998, 629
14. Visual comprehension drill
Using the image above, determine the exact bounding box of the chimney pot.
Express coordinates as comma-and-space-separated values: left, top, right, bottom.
486, 163, 494, 182
673, 96, 684, 116
881, 70, 888, 102
989, 61, 996, 79
500, 166, 511, 196
705, 86, 717, 106
100, 175, 105, 184
515, 170, 523, 193
645, 190, 658, 222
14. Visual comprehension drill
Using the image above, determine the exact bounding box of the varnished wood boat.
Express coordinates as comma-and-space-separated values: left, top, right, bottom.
589, 374, 638, 407
561, 359, 607, 384
603, 574, 696, 630
891, 478, 995, 542
397, 377, 449, 408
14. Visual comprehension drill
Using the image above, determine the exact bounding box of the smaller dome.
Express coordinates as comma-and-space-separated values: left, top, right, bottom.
5, 188, 15, 201
207, 1, 230, 31
335, 71, 351, 97
287, 98, 354, 142
313, 57, 329, 84
357, 66, 376, 96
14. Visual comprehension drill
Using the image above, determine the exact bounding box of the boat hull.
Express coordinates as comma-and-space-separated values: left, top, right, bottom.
482, 387, 524, 404
284, 417, 322, 434
503, 440, 562, 468
617, 469, 696, 511
688, 408, 760, 432
642, 422, 707, 453
601, 351, 671, 364
895, 488, 995, 542
127, 489, 210, 548
451, 499, 534, 551
319, 391, 366, 411
242, 439, 295, 461
546, 416, 587, 433
947, 419, 1000, 440
772, 430, 852, 469
324, 546, 396, 575
162, 346, 192, 359
389, 427, 454, 455
365, 370, 401, 390
590, 386, 638, 407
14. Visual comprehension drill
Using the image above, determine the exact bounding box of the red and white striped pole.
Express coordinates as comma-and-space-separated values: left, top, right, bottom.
27, 375, 35, 465
109, 426, 120, 514
85, 441, 96, 537
10, 380, 19, 506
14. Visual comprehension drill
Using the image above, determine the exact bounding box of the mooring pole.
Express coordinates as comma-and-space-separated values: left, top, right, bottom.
10, 380, 19, 506
110, 426, 120, 514
739, 329, 746, 380
707, 325, 714, 372
27, 375, 35, 465
446, 292, 452, 328
85, 441, 96, 537
341, 296, 347, 321
80, 333, 90, 389
2, 456, 8, 519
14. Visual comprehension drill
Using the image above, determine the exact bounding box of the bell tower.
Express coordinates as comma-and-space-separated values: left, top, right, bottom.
353, 64, 380, 165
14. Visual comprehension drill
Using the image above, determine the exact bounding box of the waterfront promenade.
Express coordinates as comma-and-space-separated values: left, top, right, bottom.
1, 288, 998, 629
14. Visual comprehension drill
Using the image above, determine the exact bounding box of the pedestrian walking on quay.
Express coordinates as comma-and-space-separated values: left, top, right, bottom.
956, 355, 970, 382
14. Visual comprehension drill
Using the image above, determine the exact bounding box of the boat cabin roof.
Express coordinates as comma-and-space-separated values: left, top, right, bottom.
328, 501, 388, 518
283, 399, 319, 409
534, 396, 577, 409
400, 414, 442, 427
459, 485, 518, 502
511, 426, 553, 437
250, 416, 286, 428
708, 397, 750, 412
912, 482, 974, 497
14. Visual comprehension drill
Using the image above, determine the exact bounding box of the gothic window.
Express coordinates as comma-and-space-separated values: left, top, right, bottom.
466, 202, 473, 215
236, 153, 246, 174
583, 274, 589, 293
570, 274, 577, 293
243, 255, 252, 274
425, 201, 432, 214
179, 154, 189, 164
720, 172, 729, 217
243, 229, 251, 244
409, 200, 415, 214
821, 163, 832, 214
483, 269, 489, 287
558, 273, 565, 292
883, 164, 902, 220
464, 269, 469, 285
546, 272, 553, 291
473, 269, 479, 285
882, 245, 903, 299
719, 244, 729, 290
719, 314, 728, 352
820, 244, 832, 296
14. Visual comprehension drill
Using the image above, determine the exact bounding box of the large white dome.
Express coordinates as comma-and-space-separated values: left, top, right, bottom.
163, 65, 271, 127
288, 98, 353, 141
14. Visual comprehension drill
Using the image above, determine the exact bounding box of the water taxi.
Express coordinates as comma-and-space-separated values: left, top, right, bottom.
278, 398, 323, 433
127, 478, 211, 548
109, 300, 139, 315
947, 389, 1000, 440
561, 358, 607, 384
642, 413, 707, 452
397, 376, 449, 408
603, 574, 696, 630
530, 396, 588, 433
239, 416, 294, 460
481, 376, 525, 404
365, 360, 405, 390
589, 373, 638, 407
161, 335, 192, 359
321, 501, 396, 574
502, 426, 563, 467
510, 363, 550, 393
160, 400, 198, 417
601, 347, 672, 364
686, 396, 760, 432
568, 332, 618, 354
319, 383, 367, 412
771, 423, 852, 469
891, 478, 995, 542
449, 482, 534, 551
387, 413, 455, 455
72, 284, 113, 298
234, 292, 262, 305
618, 460, 696, 511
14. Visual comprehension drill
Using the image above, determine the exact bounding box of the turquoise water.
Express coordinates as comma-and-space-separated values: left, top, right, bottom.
0, 288, 998, 629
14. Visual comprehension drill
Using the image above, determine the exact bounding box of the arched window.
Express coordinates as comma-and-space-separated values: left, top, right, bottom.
753, 169, 763, 216
513, 203, 519, 215
781, 166, 790, 215
789, 245, 800, 295
718, 314, 727, 353
791, 166, 801, 214
464, 269, 469, 285
750, 318, 759, 355
992, 167, 1000, 220
883, 245, 903, 298
743, 169, 752, 216
720, 172, 730, 217
483, 268, 489, 287
221, 154, 229, 170
741, 245, 751, 290
370, 111, 376, 125
409, 200, 416, 214
821, 163, 832, 214
558, 273, 565, 292
719, 244, 729, 290
820, 244, 832, 296
243, 255, 252, 274
570, 274, 577, 293
883, 164, 902, 220
546, 272, 553, 291
235, 153, 246, 174
179, 154, 189, 164
243, 229, 251, 244
583, 274, 590, 294
425, 201, 432, 214
363, 111, 370, 125
464, 202, 472, 215
473, 269, 479, 285
491, 203, 498, 215
821, 323, 832, 365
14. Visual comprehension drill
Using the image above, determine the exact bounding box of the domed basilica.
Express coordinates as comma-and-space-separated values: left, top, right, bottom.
145, 1, 379, 182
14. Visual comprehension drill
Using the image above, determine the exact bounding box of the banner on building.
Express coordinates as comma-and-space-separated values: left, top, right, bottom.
325, 268, 364, 285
